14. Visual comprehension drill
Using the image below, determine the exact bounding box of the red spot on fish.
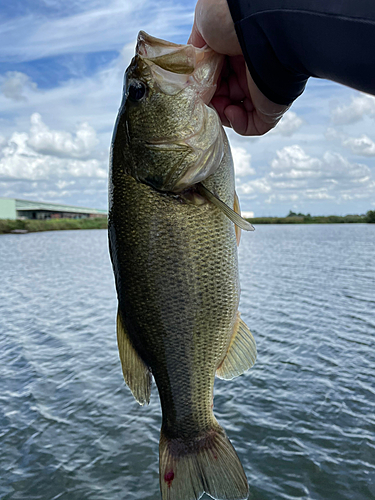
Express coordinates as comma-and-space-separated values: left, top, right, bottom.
164, 470, 174, 488
213, 454, 218, 460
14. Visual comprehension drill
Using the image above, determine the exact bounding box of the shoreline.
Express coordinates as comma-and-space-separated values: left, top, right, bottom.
1, 215, 374, 235
0, 218, 107, 234
246, 215, 370, 225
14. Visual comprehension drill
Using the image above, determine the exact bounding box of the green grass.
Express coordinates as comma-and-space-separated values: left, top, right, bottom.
0, 217, 108, 234
246, 211, 375, 224
1, 210, 374, 234
246, 215, 367, 224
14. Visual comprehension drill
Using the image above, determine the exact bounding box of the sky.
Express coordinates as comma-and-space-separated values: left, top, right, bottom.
0, 0, 374, 217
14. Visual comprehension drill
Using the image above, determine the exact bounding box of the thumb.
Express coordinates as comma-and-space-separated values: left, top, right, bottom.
188, 18, 206, 47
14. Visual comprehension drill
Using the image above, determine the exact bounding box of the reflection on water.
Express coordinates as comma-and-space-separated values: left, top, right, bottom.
0, 225, 374, 500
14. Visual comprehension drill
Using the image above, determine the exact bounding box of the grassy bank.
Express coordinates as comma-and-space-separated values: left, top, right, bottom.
0, 217, 108, 234
246, 215, 367, 224
246, 210, 375, 225
1, 210, 374, 234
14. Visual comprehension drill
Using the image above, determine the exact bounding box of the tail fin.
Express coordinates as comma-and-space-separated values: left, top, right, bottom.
159, 425, 248, 500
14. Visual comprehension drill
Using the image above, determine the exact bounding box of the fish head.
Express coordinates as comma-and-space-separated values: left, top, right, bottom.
113, 31, 225, 193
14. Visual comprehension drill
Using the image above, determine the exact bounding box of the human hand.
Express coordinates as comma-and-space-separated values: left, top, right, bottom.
188, 0, 290, 135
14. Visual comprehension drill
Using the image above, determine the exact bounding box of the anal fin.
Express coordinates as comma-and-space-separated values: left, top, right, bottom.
117, 308, 152, 405
216, 312, 257, 380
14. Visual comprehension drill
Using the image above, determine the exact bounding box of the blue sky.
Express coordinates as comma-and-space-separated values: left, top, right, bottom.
0, 0, 374, 216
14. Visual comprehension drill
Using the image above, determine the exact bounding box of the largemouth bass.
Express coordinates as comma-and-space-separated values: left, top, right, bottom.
109, 31, 256, 500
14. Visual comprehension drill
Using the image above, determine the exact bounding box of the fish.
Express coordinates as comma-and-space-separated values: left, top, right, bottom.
108, 31, 256, 500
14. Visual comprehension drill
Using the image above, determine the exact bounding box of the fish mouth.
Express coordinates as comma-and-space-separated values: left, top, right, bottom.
135, 31, 224, 104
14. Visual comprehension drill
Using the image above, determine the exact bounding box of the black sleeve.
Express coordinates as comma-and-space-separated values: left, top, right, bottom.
226, 0, 375, 105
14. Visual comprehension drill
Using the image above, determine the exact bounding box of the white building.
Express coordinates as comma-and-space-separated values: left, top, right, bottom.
0, 198, 107, 220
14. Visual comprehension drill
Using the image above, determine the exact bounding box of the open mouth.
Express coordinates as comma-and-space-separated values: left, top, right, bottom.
136, 31, 224, 104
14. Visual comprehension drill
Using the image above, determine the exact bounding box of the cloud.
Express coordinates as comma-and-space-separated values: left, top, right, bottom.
342, 135, 375, 157
269, 146, 370, 185
237, 178, 272, 195
0, 0, 193, 63
270, 111, 304, 136
231, 147, 255, 177
236, 145, 374, 204
0, 0, 373, 215
331, 94, 375, 124
0, 71, 37, 102
27, 113, 99, 159
270, 145, 321, 173
1, 177, 108, 209
326, 128, 375, 157
325, 127, 343, 141
0, 114, 105, 182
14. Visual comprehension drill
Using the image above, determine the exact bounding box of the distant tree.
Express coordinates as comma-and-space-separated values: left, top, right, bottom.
366, 210, 375, 223
287, 210, 297, 217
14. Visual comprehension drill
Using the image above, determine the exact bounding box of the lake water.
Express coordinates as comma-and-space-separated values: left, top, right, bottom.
0, 225, 374, 500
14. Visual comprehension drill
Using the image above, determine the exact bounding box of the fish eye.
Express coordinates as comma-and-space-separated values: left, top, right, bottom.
128, 81, 147, 102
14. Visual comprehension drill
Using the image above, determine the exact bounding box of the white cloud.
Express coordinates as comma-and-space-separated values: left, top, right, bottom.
232, 146, 255, 177
326, 127, 375, 157
325, 127, 343, 141
236, 145, 374, 205
0, 0, 373, 215
27, 113, 99, 159
0, 71, 37, 102
331, 94, 375, 124
270, 111, 304, 136
2, 177, 108, 208
270, 145, 321, 172
265, 193, 300, 203
0, 0, 193, 62
271, 147, 370, 185
342, 135, 375, 157
0, 115, 105, 182
237, 178, 272, 195
0, 0, 196, 209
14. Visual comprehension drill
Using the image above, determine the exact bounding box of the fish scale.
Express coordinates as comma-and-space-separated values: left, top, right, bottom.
110, 157, 238, 436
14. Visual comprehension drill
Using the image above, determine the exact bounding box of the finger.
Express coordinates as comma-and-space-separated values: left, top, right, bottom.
229, 55, 251, 98
224, 105, 273, 136
228, 72, 246, 102
188, 19, 206, 47
243, 97, 255, 113
211, 96, 231, 127
224, 105, 250, 135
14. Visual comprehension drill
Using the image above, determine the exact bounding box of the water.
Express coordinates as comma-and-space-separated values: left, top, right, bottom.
0, 225, 374, 500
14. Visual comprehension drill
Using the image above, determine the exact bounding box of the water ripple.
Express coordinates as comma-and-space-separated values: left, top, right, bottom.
0, 225, 374, 499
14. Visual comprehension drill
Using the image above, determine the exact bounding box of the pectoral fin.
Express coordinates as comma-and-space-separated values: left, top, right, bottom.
216, 312, 257, 380
233, 191, 241, 246
198, 184, 255, 232
117, 309, 152, 405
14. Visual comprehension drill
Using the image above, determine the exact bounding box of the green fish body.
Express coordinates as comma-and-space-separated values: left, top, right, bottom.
109, 32, 256, 500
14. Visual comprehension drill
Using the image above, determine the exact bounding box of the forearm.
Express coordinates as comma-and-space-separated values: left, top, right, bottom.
226, 0, 375, 105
